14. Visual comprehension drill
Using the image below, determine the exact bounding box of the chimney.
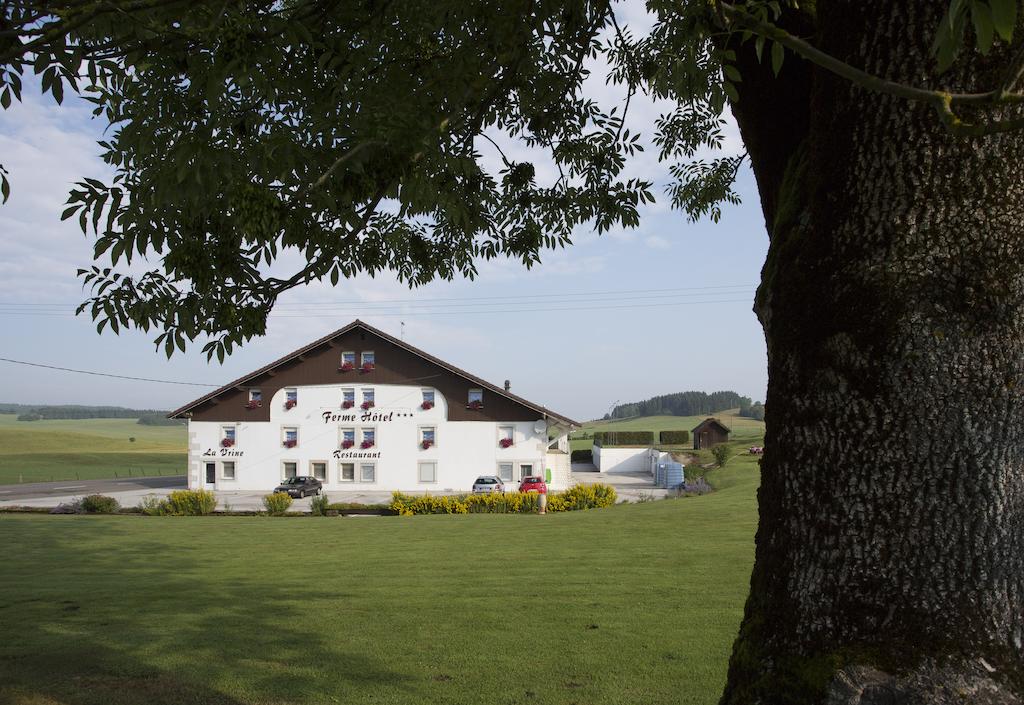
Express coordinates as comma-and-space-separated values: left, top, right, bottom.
504, 380, 511, 392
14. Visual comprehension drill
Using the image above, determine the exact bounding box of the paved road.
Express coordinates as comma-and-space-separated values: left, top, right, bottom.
0, 475, 185, 502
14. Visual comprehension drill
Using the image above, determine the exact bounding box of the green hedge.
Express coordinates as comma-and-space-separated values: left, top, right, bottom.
593, 431, 654, 446
390, 483, 617, 516
659, 430, 690, 445
571, 449, 593, 463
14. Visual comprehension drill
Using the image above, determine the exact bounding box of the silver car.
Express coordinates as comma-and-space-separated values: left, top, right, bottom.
472, 475, 505, 494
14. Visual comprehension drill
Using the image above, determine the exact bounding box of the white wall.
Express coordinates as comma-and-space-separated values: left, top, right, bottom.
187, 383, 558, 493
592, 445, 656, 474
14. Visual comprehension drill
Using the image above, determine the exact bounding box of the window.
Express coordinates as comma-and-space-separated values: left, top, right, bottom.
519, 463, 534, 481
422, 389, 435, 406
340, 463, 355, 482
498, 462, 514, 482
285, 388, 297, 406
340, 428, 356, 446
221, 461, 236, 480
420, 426, 436, 449
362, 388, 375, 405
361, 351, 375, 366
283, 461, 298, 479
341, 351, 356, 366
418, 461, 437, 483
248, 389, 262, 402
341, 388, 355, 407
468, 389, 483, 407
283, 427, 298, 447
360, 463, 376, 483
221, 426, 236, 447
361, 428, 376, 447
310, 461, 327, 482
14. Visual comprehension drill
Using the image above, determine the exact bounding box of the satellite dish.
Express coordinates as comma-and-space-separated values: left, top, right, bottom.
534, 420, 547, 434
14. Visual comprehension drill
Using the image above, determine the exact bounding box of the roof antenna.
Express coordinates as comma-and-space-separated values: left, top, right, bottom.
401, 321, 405, 341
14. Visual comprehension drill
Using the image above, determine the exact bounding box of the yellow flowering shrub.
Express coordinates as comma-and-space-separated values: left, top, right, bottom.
390, 484, 615, 516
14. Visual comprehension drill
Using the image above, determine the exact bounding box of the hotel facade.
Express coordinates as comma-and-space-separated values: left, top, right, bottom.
168, 321, 577, 494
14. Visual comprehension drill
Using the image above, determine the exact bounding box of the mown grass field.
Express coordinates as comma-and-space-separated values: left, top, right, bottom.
0, 449, 762, 705
0, 414, 186, 484
570, 409, 765, 452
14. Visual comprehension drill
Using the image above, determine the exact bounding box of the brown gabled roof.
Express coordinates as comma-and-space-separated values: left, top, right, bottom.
168, 319, 579, 426
692, 417, 732, 434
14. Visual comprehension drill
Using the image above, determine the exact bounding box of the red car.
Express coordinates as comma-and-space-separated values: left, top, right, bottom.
518, 476, 547, 494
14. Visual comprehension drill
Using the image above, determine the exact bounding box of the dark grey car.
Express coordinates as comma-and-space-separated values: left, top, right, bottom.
274, 476, 323, 498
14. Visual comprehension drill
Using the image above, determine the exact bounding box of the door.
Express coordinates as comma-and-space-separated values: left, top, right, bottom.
204, 462, 216, 489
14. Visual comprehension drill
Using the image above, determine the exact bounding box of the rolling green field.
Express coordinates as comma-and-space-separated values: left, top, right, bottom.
0, 414, 186, 484
0, 449, 761, 705
570, 409, 765, 452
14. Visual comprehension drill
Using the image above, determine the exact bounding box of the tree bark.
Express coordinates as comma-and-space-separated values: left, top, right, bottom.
722, 1, 1024, 702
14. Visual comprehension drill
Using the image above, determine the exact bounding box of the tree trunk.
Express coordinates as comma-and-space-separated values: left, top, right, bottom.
722, 1, 1024, 703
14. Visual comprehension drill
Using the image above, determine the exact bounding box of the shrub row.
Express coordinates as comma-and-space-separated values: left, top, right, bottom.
389, 483, 617, 516
593, 431, 654, 446
570, 449, 593, 463
659, 430, 690, 445
139, 489, 216, 516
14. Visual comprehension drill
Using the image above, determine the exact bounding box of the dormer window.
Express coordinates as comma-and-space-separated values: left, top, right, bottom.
361, 351, 375, 372
467, 389, 483, 409
339, 351, 356, 372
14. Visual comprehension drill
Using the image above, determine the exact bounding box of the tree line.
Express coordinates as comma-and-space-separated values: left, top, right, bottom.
11, 405, 174, 422
607, 390, 761, 419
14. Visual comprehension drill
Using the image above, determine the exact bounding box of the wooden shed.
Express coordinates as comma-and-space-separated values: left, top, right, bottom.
692, 417, 731, 450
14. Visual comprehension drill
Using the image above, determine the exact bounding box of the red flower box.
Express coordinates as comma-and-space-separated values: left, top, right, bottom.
421, 400, 434, 410
284, 399, 297, 410
467, 400, 483, 410
499, 438, 513, 449
361, 362, 375, 373
283, 439, 297, 448
341, 439, 355, 449
360, 440, 375, 449
221, 438, 235, 448
421, 439, 434, 450
338, 361, 355, 372
342, 400, 355, 409
245, 400, 262, 410
361, 400, 375, 410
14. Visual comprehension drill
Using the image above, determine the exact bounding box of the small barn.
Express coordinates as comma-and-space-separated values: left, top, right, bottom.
692, 417, 731, 450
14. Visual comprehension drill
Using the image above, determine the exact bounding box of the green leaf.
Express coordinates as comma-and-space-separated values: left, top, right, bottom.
971, 1, 995, 53
723, 80, 739, 103
61, 205, 79, 220
0, 87, 9, 110
771, 42, 785, 76
991, 0, 1017, 41
1, 173, 9, 204
723, 64, 742, 83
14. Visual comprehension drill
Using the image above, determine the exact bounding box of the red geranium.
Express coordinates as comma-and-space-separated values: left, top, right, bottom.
338, 361, 355, 372
284, 399, 297, 410
421, 400, 434, 410
221, 438, 235, 448
360, 439, 375, 449
499, 438, 513, 449
361, 400, 375, 410
342, 400, 355, 409
341, 439, 355, 449
361, 362, 375, 372
245, 399, 262, 410
283, 439, 297, 448
421, 439, 434, 450
468, 399, 483, 410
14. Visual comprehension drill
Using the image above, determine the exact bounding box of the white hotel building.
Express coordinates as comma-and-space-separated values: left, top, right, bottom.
168, 321, 577, 493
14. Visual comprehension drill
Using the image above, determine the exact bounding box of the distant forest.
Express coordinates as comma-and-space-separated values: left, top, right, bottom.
2, 404, 181, 425
608, 391, 765, 421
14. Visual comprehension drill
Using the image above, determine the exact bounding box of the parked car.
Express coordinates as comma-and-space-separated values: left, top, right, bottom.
472, 475, 505, 494
274, 476, 323, 498
518, 476, 547, 494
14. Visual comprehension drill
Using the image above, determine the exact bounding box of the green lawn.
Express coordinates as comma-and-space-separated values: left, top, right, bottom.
570, 409, 766, 453
0, 414, 186, 483
0, 454, 761, 705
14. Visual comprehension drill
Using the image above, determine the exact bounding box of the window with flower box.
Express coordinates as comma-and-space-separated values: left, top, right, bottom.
497, 462, 514, 483
467, 389, 483, 409
421, 389, 435, 410
282, 427, 298, 448
418, 461, 437, 484
360, 463, 376, 483
339, 351, 356, 371
361, 388, 375, 410
360, 351, 375, 372
339, 428, 355, 449
221, 426, 236, 448
221, 461, 236, 480
310, 461, 328, 482
420, 427, 436, 450
282, 461, 298, 479
360, 428, 376, 449
246, 389, 262, 409
340, 463, 355, 482
341, 388, 355, 409
284, 388, 298, 410
498, 425, 514, 449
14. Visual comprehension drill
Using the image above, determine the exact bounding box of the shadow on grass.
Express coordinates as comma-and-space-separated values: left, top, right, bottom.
0, 519, 414, 705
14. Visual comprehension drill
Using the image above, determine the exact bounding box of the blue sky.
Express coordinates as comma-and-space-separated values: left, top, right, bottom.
0, 6, 769, 422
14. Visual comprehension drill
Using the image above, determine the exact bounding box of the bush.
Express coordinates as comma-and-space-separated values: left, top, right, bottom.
546, 483, 617, 511
138, 495, 166, 516
593, 431, 654, 446
659, 430, 690, 445
16, 413, 41, 422
161, 489, 217, 515
262, 491, 293, 516
711, 444, 730, 467
327, 502, 390, 511
389, 484, 618, 516
80, 494, 120, 514
570, 449, 593, 463
310, 493, 329, 516
682, 476, 713, 496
